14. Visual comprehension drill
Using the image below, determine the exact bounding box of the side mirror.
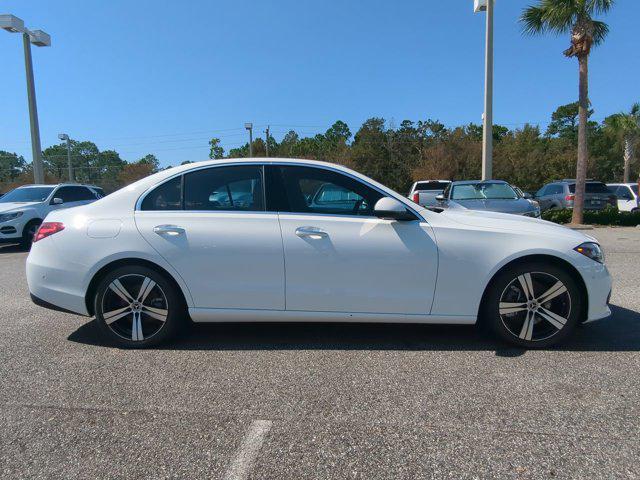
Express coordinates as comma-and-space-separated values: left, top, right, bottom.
373, 197, 416, 221
435, 194, 446, 203
523, 192, 533, 199
51, 197, 63, 205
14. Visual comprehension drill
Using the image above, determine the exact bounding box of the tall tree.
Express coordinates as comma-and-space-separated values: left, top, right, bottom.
521, 0, 614, 224
0, 151, 27, 182
208, 138, 225, 159
604, 103, 640, 182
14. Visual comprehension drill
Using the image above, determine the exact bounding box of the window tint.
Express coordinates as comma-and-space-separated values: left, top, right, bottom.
184, 165, 264, 211
568, 182, 610, 194
536, 186, 548, 196
547, 184, 563, 195
141, 176, 182, 211
618, 187, 633, 200
54, 186, 97, 203
278, 166, 383, 216
414, 181, 449, 191
631, 185, 638, 196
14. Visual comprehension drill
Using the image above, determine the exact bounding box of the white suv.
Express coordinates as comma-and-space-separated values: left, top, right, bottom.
0, 183, 102, 248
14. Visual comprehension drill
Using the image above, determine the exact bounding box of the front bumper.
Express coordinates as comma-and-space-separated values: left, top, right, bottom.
0, 216, 27, 241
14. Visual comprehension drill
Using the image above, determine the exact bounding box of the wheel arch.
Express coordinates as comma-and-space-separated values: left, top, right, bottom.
477, 254, 588, 324
85, 258, 189, 316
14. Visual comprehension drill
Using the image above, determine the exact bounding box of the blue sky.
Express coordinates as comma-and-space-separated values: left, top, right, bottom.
1, 0, 638, 168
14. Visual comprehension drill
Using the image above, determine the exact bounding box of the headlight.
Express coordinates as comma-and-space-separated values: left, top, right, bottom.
0, 211, 23, 223
574, 242, 605, 264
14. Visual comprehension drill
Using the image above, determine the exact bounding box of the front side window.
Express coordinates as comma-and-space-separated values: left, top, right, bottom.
547, 185, 563, 195
184, 165, 263, 211
451, 183, 518, 201
276, 165, 383, 216
54, 186, 97, 203
0, 186, 54, 203
141, 176, 182, 211
631, 185, 638, 196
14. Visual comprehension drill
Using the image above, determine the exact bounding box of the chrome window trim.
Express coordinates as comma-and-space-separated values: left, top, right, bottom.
135, 160, 423, 220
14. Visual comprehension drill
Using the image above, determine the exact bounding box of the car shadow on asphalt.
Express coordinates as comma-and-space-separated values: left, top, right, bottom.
0, 244, 26, 254
67, 304, 640, 354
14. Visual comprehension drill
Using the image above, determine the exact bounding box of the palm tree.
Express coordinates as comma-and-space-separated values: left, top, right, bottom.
604, 103, 640, 182
520, 0, 614, 225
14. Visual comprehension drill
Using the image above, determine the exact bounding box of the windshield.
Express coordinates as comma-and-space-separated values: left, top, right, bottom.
0, 187, 54, 203
569, 182, 610, 194
631, 185, 638, 196
451, 183, 518, 201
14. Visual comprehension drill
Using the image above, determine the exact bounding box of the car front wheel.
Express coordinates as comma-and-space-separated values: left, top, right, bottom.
483, 262, 582, 348
94, 265, 184, 348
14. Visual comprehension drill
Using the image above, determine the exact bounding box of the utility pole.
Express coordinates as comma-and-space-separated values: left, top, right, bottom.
245, 123, 253, 157
265, 125, 270, 157
474, 0, 494, 180
23, 32, 45, 183
58, 133, 72, 181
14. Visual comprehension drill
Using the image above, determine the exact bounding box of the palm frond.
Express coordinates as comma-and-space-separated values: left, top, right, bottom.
541, 0, 579, 32
520, 6, 548, 35
588, 0, 615, 15
630, 102, 640, 119
592, 20, 610, 45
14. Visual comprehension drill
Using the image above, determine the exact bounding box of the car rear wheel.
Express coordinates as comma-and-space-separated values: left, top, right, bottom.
94, 265, 184, 348
483, 262, 581, 348
20, 220, 41, 250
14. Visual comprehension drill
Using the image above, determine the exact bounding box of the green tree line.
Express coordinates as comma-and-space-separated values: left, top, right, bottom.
0, 102, 637, 195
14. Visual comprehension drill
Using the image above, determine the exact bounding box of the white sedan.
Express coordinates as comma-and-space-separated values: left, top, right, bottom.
27, 159, 612, 348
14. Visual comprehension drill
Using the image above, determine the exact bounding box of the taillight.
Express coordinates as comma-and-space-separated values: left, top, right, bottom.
565, 194, 575, 201
412, 192, 420, 204
33, 222, 65, 242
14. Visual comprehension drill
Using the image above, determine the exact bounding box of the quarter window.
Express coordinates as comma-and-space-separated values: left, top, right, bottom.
276, 165, 383, 216
184, 165, 264, 211
141, 176, 182, 211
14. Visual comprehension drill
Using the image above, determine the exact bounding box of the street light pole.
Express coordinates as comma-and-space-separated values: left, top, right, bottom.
59, 133, 72, 181
245, 123, 253, 157
474, 0, 494, 180
1, 14, 51, 184
23, 32, 44, 183
265, 125, 270, 157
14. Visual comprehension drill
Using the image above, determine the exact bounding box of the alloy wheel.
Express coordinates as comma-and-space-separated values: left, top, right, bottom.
498, 272, 571, 342
101, 274, 169, 341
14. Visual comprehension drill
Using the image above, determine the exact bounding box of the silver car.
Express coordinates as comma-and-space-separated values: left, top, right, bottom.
436, 180, 541, 217
535, 180, 617, 212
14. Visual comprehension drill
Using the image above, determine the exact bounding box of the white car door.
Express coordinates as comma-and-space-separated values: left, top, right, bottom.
135, 164, 285, 310
269, 165, 438, 315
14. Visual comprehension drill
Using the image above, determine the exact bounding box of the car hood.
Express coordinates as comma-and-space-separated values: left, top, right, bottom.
437, 207, 591, 242
0, 202, 39, 213
450, 198, 535, 214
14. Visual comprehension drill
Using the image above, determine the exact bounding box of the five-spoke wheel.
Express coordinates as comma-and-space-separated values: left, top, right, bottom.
484, 263, 581, 348
95, 266, 184, 347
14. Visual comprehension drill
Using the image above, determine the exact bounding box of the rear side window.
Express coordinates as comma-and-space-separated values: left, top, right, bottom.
546, 185, 563, 195
414, 181, 449, 191
276, 165, 383, 216
568, 182, 610, 194
54, 186, 97, 202
184, 166, 264, 211
141, 176, 182, 210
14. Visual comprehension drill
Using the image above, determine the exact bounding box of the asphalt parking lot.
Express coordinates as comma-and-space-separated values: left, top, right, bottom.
1, 227, 639, 479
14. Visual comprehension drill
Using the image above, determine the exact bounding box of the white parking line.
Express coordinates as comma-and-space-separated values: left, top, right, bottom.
224, 419, 272, 480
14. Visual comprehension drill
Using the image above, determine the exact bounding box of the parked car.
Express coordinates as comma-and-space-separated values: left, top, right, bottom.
408, 180, 451, 207
535, 180, 617, 212
436, 180, 541, 217
607, 183, 639, 212
0, 183, 102, 248
27, 158, 611, 349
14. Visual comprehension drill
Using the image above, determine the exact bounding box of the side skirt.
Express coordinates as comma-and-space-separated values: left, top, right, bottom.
189, 308, 476, 325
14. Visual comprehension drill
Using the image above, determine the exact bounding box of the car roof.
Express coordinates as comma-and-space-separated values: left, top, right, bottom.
450, 180, 508, 186
16, 183, 97, 188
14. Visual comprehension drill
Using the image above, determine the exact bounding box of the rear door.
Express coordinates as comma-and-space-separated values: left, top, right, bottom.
135, 164, 285, 310
270, 164, 438, 315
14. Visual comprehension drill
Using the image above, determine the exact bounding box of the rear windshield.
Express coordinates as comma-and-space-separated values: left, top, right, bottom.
414, 181, 449, 191
569, 183, 610, 194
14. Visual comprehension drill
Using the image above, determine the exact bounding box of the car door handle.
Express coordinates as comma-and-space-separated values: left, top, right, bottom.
153, 225, 185, 236
295, 227, 328, 239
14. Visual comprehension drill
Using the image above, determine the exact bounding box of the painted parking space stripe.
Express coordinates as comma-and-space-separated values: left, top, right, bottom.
224, 420, 272, 480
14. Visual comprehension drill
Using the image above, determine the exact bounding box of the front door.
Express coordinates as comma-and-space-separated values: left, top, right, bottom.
135, 165, 285, 310
269, 165, 438, 315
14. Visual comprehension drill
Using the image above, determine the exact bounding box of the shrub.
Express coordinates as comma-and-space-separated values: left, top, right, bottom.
542, 207, 640, 226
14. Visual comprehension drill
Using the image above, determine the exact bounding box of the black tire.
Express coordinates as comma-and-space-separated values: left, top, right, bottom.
482, 262, 582, 348
20, 219, 42, 250
94, 265, 185, 348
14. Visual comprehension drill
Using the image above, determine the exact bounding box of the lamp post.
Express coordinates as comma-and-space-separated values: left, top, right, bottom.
58, 133, 72, 181
0, 14, 51, 184
474, 0, 494, 180
245, 123, 253, 157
